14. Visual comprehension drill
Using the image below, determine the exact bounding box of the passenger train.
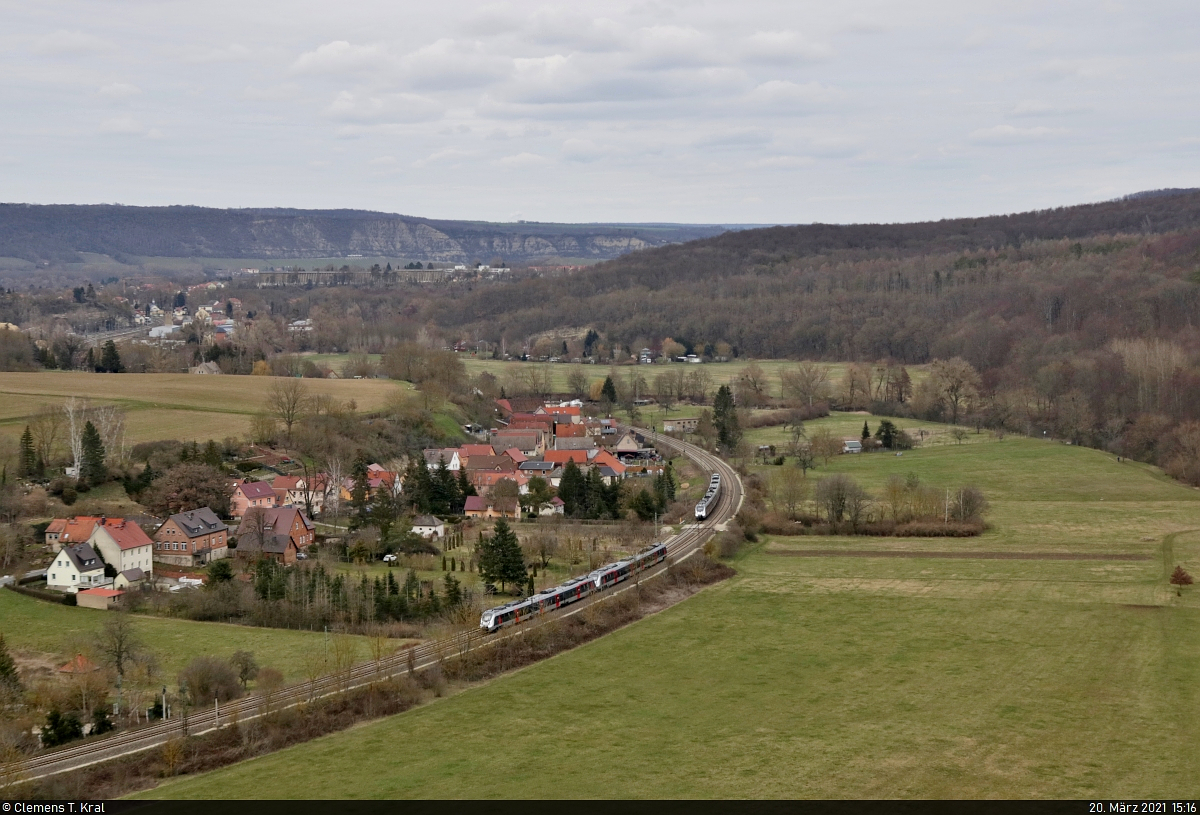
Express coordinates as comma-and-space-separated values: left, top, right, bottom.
479, 541, 669, 633
694, 472, 722, 521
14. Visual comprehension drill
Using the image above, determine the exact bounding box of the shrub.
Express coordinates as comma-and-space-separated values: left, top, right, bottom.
179, 656, 243, 705
60, 487, 77, 506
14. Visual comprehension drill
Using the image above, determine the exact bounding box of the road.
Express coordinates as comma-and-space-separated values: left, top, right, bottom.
1, 427, 742, 786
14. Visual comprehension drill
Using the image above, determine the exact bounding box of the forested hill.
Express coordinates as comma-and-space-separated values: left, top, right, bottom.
0, 204, 729, 264
426, 188, 1200, 360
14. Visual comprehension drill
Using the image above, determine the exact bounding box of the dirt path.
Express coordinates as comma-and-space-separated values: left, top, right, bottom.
766, 549, 1152, 561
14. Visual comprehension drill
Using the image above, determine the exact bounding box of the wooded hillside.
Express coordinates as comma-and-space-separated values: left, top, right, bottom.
0, 205, 728, 264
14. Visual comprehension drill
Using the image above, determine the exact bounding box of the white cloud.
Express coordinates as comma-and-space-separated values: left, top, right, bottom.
496, 151, 549, 167
413, 148, 473, 168
747, 80, 836, 108
99, 117, 145, 135
740, 31, 833, 64
292, 41, 387, 75
32, 30, 114, 55
969, 125, 1067, 142
324, 91, 443, 123
187, 44, 253, 64
99, 83, 141, 99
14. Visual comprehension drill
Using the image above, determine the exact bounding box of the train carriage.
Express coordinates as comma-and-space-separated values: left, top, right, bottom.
695, 472, 722, 520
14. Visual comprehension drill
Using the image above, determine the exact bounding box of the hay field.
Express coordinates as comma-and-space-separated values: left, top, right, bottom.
0, 371, 402, 447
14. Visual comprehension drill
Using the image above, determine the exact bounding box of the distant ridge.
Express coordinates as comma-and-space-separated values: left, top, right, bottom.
0, 204, 730, 265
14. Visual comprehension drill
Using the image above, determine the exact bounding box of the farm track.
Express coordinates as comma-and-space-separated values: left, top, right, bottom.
765, 550, 1153, 561
2, 426, 742, 785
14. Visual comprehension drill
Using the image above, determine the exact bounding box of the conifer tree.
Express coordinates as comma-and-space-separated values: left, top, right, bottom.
601, 375, 618, 404
99, 340, 123, 373
0, 633, 21, 693
80, 420, 106, 485
558, 459, 585, 517
18, 426, 35, 478
861, 421, 871, 442
349, 457, 370, 530
713, 385, 741, 453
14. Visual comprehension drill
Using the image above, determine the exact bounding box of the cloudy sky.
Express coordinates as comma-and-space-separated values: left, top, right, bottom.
2, 0, 1198, 224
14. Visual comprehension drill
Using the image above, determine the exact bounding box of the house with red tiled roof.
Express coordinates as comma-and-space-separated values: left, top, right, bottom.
231, 480, 277, 518
459, 444, 497, 462
472, 471, 529, 495
235, 506, 315, 564
77, 587, 124, 610
555, 423, 588, 439
544, 449, 590, 467
270, 475, 303, 505
501, 448, 527, 465
464, 495, 519, 520
50, 516, 104, 550
87, 518, 154, 576
44, 518, 68, 548
492, 430, 544, 457
537, 404, 582, 422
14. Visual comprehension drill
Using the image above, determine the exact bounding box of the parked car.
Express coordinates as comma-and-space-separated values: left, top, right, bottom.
382, 554, 398, 563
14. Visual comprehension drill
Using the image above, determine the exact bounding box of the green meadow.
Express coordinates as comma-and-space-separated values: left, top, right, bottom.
138, 418, 1200, 798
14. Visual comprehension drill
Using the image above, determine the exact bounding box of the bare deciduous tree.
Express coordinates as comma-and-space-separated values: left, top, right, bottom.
266, 377, 309, 440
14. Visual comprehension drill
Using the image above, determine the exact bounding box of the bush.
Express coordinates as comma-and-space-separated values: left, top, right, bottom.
41, 710, 84, 747
179, 656, 243, 705
60, 487, 77, 506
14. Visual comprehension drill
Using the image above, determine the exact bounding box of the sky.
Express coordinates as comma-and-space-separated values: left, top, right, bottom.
1, 0, 1198, 224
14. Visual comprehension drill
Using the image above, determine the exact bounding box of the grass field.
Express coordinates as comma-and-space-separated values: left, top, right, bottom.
0, 371, 402, 448
0, 589, 374, 688
137, 425, 1200, 799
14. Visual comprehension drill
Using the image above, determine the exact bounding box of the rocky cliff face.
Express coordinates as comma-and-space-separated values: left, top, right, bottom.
0, 204, 726, 264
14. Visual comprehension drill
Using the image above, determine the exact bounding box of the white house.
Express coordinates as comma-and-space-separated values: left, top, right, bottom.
842, 439, 863, 454
412, 515, 445, 539
47, 543, 108, 593
88, 518, 154, 577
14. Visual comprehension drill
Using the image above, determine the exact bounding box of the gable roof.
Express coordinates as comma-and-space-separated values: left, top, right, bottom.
94, 518, 154, 550
544, 450, 590, 466
237, 481, 276, 500
271, 475, 303, 491
46, 518, 68, 535
555, 423, 588, 438
413, 515, 443, 527
167, 507, 228, 538
59, 516, 103, 543
464, 455, 516, 472
555, 437, 596, 450
519, 461, 556, 471
464, 495, 485, 512
78, 587, 123, 598
119, 567, 146, 583
502, 448, 528, 464
61, 543, 103, 573
460, 444, 497, 459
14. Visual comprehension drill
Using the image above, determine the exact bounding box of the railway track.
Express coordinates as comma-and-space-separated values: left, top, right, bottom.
2, 427, 742, 785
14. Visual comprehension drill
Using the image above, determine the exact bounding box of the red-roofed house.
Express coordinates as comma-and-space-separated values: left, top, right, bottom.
459, 444, 497, 463
494, 398, 513, 417
271, 475, 303, 505
472, 471, 529, 494
555, 423, 588, 439
231, 480, 277, 518
44, 518, 68, 548
502, 448, 527, 465
77, 587, 124, 610
88, 518, 154, 576
464, 495, 519, 520
544, 450, 590, 467
51, 516, 104, 550
235, 506, 315, 564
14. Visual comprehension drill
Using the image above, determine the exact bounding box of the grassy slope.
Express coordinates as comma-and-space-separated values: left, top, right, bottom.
138, 426, 1200, 799
0, 371, 401, 446
0, 589, 373, 685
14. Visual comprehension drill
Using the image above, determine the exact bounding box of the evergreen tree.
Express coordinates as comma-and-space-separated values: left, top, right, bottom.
713, 385, 741, 453
456, 468, 476, 508
875, 420, 898, 449
370, 487, 397, 546
18, 425, 35, 478
601, 375, 618, 404
861, 421, 871, 442
202, 440, 223, 467
349, 457, 370, 530
41, 710, 83, 747
431, 456, 457, 515
99, 340, 123, 373
85, 347, 97, 372
443, 573, 462, 607
479, 519, 526, 592
558, 459, 585, 517
584, 466, 607, 518
0, 632, 21, 692
80, 420, 106, 485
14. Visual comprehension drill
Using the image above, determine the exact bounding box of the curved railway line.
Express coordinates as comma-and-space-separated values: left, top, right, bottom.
2, 427, 742, 785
